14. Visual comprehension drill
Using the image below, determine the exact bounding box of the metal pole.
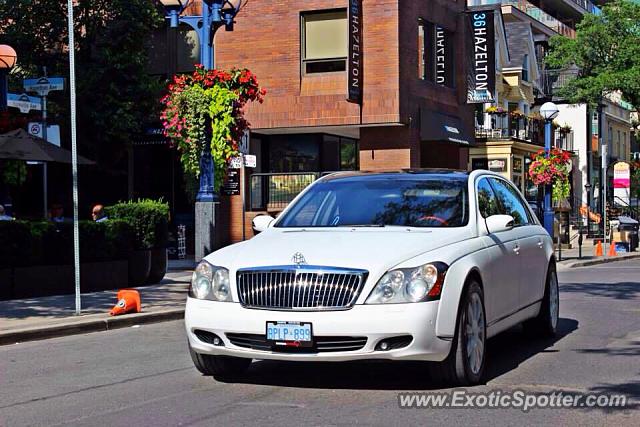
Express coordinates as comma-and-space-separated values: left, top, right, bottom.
42, 94, 48, 218
544, 120, 554, 237
67, 0, 81, 315
241, 159, 246, 241
603, 142, 608, 257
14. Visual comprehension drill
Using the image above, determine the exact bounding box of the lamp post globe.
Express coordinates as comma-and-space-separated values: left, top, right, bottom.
0, 44, 17, 111
0, 45, 17, 69
540, 102, 560, 122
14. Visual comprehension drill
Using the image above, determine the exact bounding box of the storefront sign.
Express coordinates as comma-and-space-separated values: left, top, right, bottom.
466, 10, 495, 103
471, 158, 488, 171
613, 161, 631, 206
347, 0, 363, 104
488, 158, 507, 173
435, 26, 447, 86
513, 157, 523, 174
222, 169, 241, 196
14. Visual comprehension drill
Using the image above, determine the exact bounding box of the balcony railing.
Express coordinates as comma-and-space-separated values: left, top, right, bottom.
479, 0, 576, 38
250, 172, 321, 211
475, 115, 546, 146
475, 115, 574, 151
539, 69, 580, 99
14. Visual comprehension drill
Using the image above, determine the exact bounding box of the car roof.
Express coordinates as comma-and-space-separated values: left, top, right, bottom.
320, 169, 470, 182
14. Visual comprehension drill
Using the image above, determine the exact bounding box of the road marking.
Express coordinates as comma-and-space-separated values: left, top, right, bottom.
236, 401, 306, 408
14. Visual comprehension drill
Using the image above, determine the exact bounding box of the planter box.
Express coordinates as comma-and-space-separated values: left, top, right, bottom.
0, 268, 12, 300
12, 260, 129, 299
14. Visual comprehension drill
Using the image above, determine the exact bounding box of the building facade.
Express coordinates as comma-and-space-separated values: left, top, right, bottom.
208, 0, 474, 243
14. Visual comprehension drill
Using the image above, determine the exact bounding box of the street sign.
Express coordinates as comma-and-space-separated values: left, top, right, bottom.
23, 77, 65, 96
28, 122, 61, 146
239, 129, 250, 154
222, 169, 241, 195
6, 93, 41, 113
229, 156, 243, 169
244, 154, 257, 168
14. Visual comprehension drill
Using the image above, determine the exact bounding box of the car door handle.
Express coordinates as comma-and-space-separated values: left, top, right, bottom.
513, 244, 520, 254
537, 240, 544, 248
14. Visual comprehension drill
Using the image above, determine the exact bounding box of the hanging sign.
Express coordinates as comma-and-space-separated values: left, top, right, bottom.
613, 161, 631, 206
466, 10, 495, 103
347, 0, 363, 104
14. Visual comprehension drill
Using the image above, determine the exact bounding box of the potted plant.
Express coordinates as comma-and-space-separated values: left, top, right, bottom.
485, 105, 507, 116
559, 123, 572, 135
105, 200, 169, 286
510, 109, 525, 120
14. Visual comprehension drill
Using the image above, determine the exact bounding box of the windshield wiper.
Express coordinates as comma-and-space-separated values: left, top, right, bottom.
336, 224, 386, 227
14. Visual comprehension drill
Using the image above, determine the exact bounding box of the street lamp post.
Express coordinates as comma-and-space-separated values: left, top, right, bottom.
159, 0, 242, 260
0, 45, 17, 111
540, 102, 560, 238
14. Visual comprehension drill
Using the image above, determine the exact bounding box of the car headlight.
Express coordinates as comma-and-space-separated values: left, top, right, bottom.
365, 262, 448, 304
189, 260, 232, 302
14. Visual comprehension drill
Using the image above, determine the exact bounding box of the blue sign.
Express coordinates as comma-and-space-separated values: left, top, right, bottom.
23, 77, 65, 96
7, 93, 42, 113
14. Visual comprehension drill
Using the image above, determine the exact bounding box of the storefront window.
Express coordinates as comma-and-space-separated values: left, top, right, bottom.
302, 10, 348, 74
269, 135, 320, 173
340, 138, 358, 170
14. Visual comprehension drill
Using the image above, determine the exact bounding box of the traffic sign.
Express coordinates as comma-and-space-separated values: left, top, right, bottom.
244, 154, 257, 168
7, 93, 41, 113
23, 77, 65, 96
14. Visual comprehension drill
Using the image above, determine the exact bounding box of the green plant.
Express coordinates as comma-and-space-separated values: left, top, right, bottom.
105, 199, 169, 250
1, 160, 27, 187
528, 149, 572, 202
0, 221, 32, 268
161, 66, 266, 191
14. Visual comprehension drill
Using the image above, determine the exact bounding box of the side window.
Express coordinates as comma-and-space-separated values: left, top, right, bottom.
489, 178, 531, 226
477, 178, 500, 218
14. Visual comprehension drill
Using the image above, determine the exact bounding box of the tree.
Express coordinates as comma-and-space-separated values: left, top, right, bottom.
0, 0, 163, 170
545, 0, 640, 115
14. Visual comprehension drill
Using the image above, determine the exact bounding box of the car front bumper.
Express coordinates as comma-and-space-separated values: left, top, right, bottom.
185, 298, 452, 362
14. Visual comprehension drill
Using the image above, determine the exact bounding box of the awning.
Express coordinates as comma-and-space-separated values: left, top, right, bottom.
420, 109, 472, 145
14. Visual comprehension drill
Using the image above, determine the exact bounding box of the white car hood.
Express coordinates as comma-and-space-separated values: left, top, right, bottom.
205, 227, 473, 272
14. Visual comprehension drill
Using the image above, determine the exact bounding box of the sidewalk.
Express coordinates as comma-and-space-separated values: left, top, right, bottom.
0, 264, 193, 346
555, 244, 640, 269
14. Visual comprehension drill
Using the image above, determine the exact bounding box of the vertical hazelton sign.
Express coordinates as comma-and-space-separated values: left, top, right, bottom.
466, 10, 495, 103
347, 0, 363, 104
435, 26, 447, 86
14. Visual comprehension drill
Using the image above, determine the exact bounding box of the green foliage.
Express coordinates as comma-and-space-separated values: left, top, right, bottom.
105, 199, 169, 250
0, 220, 133, 267
545, 0, 640, 113
1, 160, 27, 187
0, 0, 163, 163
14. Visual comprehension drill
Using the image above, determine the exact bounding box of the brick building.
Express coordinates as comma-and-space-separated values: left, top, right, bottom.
207, 0, 475, 244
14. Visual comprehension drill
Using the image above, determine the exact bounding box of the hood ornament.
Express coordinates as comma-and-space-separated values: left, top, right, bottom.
292, 252, 307, 267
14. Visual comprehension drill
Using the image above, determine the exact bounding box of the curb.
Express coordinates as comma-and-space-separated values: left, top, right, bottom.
0, 308, 184, 346
558, 253, 640, 269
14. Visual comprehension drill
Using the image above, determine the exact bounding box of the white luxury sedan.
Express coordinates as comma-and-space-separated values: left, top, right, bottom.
185, 169, 558, 385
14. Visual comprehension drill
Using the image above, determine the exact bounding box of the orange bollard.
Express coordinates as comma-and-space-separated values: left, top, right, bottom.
608, 240, 617, 257
595, 241, 603, 257
109, 289, 141, 316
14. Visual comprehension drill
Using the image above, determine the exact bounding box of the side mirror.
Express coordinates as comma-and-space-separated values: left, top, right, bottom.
252, 215, 275, 233
485, 214, 515, 234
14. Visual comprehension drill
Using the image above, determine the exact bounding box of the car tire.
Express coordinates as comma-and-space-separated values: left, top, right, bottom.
429, 280, 486, 386
189, 346, 252, 378
524, 262, 559, 337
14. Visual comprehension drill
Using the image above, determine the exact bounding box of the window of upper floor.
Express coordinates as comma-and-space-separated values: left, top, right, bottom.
418, 19, 455, 88
522, 54, 529, 82
301, 10, 348, 75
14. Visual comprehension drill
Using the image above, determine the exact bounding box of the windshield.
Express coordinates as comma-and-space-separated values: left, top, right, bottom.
275, 176, 469, 228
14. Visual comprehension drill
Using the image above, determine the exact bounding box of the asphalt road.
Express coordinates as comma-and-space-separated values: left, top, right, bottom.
1, 260, 639, 426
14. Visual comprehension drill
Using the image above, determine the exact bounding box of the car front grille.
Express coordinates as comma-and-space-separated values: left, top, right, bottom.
226, 333, 368, 353
236, 266, 368, 310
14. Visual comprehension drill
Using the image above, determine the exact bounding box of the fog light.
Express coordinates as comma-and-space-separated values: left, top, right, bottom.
213, 337, 221, 346
380, 341, 389, 350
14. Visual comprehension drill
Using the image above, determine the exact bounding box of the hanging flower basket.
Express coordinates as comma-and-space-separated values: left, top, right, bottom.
528, 148, 572, 202
485, 105, 507, 116
558, 123, 572, 135
160, 65, 266, 191
510, 109, 525, 119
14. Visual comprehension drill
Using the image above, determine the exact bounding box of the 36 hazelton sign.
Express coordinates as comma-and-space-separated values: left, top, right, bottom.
347, 0, 363, 104
466, 10, 495, 103
435, 26, 447, 86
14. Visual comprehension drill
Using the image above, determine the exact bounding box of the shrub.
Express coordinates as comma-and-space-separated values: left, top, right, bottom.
0, 221, 32, 268
105, 199, 169, 250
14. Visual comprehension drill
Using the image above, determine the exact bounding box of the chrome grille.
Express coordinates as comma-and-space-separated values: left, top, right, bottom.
236, 266, 368, 310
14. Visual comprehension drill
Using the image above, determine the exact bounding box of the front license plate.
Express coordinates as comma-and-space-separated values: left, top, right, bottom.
266, 321, 313, 347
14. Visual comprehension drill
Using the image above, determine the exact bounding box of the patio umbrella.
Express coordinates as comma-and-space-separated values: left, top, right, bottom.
0, 129, 94, 164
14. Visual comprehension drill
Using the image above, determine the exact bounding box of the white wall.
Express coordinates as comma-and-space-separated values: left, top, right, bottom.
556, 104, 588, 205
